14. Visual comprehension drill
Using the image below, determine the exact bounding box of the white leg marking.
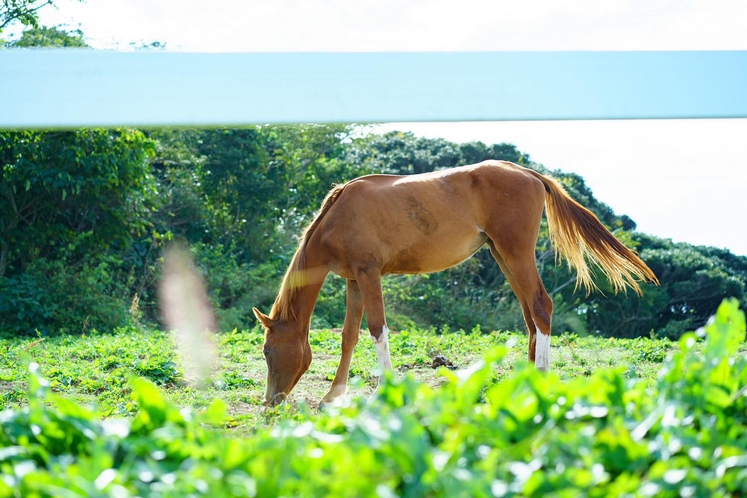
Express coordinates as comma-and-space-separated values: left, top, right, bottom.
373, 325, 393, 374
535, 326, 550, 371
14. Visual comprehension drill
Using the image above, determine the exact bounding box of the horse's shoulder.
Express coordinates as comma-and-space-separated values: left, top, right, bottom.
344, 173, 404, 191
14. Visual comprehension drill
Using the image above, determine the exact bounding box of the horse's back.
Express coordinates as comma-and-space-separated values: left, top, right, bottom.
334, 160, 545, 225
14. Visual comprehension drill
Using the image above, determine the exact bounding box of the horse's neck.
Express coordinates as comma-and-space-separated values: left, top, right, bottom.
279, 232, 330, 331
288, 275, 326, 331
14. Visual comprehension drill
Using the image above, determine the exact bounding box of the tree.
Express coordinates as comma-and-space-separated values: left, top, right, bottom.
258, 124, 359, 234
346, 131, 462, 175
144, 125, 358, 330
4, 24, 86, 47
0, 129, 157, 278
0, 129, 158, 335
1, 0, 54, 29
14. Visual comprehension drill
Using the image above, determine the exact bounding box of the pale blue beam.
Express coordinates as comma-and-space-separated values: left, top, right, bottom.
1, 51, 746, 129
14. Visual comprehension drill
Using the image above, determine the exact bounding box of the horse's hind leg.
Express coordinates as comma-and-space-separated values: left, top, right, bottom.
486, 241, 538, 360
320, 279, 363, 406
487, 238, 553, 370
507, 256, 552, 370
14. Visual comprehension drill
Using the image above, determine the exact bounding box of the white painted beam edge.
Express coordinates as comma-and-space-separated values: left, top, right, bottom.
2, 51, 746, 128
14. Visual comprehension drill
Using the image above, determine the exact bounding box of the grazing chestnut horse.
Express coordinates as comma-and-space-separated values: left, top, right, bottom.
253, 160, 658, 405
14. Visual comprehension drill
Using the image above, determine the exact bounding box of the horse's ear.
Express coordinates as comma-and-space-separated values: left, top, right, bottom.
252, 307, 275, 330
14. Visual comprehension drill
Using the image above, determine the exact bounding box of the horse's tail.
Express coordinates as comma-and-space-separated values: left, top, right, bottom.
527, 170, 659, 295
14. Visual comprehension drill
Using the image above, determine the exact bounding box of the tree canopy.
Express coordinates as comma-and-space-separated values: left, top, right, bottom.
1, 118, 744, 338
3, 24, 86, 46
1, 0, 54, 29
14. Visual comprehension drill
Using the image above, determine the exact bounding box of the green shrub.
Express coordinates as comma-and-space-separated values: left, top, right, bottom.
191, 243, 281, 332
381, 269, 526, 334
0, 258, 133, 336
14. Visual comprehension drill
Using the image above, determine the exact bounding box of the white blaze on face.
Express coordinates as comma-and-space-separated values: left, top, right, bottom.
535, 326, 550, 371
373, 325, 393, 374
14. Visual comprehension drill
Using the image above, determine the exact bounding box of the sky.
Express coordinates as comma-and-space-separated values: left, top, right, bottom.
19, 0, 747, 256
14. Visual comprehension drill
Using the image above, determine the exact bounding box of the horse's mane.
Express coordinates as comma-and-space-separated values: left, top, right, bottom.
270, 183, 346, 321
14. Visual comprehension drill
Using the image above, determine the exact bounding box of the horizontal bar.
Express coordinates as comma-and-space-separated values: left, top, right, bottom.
1, 51, 746, 128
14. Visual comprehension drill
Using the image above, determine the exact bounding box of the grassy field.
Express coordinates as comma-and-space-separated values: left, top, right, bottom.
1, 301, 746, 496
0, 324, 681, 429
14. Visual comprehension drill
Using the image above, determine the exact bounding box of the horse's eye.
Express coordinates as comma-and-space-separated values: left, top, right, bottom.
263, 348, 270, 357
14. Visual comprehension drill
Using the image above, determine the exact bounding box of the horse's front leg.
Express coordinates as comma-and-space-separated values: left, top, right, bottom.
351, 267, 392, 388
320, 279, 363, 406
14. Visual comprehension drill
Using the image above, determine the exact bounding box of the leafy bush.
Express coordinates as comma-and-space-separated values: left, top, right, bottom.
190, 242, 281, 332
380, 266, 526, 334
0, 257, 134, 336
0, 299, 745, 496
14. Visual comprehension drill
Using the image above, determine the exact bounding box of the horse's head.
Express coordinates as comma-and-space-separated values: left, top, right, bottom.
252, 307, 312, 406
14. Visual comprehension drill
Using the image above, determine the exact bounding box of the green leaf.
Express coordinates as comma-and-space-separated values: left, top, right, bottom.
200, 398, 228, 426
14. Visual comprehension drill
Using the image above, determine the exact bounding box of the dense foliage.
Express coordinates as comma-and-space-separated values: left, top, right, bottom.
4, 120, 745, 338
0, 300, 744, 496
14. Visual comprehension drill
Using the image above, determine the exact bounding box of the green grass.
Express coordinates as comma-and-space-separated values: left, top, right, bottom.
1, 300, 746, 496
0, 324, 687, 431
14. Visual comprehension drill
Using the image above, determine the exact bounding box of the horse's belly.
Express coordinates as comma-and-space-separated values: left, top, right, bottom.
383, 232, 488, 275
